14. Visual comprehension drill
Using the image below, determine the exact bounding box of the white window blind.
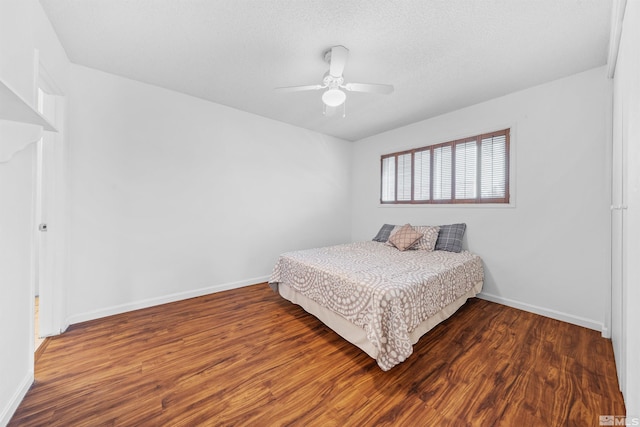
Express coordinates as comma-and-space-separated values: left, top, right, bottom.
397, 153, 412, 201
380, 129, 509, 204
413, 150, 430, 201
455, 141, 477, 199
381, 156, 396, 202
480, 133, 507, 199
433, 145, 452, 200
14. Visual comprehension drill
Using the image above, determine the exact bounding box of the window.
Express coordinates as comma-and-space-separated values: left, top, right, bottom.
380, 129, 510, 204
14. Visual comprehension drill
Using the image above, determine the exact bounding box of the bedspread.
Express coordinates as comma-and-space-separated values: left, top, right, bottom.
269, 241, 484, 371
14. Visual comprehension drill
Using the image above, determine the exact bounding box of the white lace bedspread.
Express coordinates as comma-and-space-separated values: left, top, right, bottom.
269, 241, 484, 371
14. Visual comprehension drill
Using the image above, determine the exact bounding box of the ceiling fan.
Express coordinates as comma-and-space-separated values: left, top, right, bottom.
275, 45, 394, 116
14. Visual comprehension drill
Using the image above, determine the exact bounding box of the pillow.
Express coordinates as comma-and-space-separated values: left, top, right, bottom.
410, 225, 440, 251
388, 224, 423, 251
372, 224, 396, 242
435, 223, 467, 253
384, 225, 402, 246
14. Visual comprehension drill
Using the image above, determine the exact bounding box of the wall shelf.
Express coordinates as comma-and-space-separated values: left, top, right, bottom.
0, 77, 57, 163
0, 78, 57, 132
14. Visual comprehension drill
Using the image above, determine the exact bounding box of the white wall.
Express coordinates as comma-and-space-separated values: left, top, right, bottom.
612, 0, 640, 417
0, 0, 70, 424
351, 67, 610, 332
66, 64, 352, 323
0, 144, 36, 426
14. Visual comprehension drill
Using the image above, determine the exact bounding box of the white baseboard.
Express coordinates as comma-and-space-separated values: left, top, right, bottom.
66, 276, 270, 326
477, 291, 606, 335
0, 372, 33, 427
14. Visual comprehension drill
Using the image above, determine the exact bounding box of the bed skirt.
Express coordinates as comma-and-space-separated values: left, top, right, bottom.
271, 280, 483, 361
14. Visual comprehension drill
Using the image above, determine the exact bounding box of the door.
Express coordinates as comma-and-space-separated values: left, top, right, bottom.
34, 62, 67, 338
611, 69, 626, 393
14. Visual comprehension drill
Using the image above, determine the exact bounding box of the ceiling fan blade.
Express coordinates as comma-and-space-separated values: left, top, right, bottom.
329, 45, 349, 77
343, 83, 394, 94
275, 84, 324, 92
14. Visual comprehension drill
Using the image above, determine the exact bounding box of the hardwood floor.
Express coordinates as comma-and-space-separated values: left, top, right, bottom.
10, 283, 624, 426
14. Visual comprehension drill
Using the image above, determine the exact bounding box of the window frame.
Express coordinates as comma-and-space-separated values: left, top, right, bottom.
380, 129, 510, 205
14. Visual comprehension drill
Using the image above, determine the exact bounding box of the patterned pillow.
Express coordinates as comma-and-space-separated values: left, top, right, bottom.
388, 224, 423, 251
372, 224, 396, 242
435, 223, 467, 253
410, 226, 440, 251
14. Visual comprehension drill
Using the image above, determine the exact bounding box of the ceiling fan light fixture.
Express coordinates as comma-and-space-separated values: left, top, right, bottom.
322, 88, 346, 107
276, 45, 393, 114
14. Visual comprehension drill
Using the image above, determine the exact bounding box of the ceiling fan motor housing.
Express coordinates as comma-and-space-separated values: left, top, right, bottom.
323, 73, 344, 89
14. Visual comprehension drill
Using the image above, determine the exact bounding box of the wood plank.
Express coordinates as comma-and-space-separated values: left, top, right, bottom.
9, 283, 625, 426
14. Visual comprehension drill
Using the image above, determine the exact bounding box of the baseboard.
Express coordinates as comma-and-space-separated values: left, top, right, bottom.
477, 291, 606, 334
66, 276, 270, 326
0, 372, 33, 426
34, 338, 51, 364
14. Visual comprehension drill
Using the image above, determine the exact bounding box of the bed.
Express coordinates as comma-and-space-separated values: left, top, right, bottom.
269, 225, 484, 371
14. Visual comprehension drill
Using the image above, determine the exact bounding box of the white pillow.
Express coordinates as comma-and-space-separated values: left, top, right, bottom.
410, 226, 440, 251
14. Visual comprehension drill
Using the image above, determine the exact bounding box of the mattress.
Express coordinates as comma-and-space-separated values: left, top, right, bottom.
269, 241, 484, 371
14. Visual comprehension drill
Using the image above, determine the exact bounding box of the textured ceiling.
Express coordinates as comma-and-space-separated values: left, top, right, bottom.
39, 0, 612, 141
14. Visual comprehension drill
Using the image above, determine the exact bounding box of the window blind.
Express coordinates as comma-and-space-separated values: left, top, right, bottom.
381, 156, 395, 202
380, 129, 509, 204
397, 153, 412, 201
413, 150, 430, 201
433, 145, 452, 200
455, 140, 477, 199
480, 133, 507, 199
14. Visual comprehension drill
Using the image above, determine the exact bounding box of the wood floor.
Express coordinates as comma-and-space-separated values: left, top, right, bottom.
10, 283, 624, 426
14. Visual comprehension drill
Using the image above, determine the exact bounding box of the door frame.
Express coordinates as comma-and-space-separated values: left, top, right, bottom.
611, 76, 626, 394
33, 54, 68, 339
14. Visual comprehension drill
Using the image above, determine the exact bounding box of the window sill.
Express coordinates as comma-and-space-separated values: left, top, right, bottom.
378, 202, 516, 209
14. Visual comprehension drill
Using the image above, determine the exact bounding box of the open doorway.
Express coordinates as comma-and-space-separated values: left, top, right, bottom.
33, 60, 67, 354
34, 85, 54, 352
34, 297, 44, 350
